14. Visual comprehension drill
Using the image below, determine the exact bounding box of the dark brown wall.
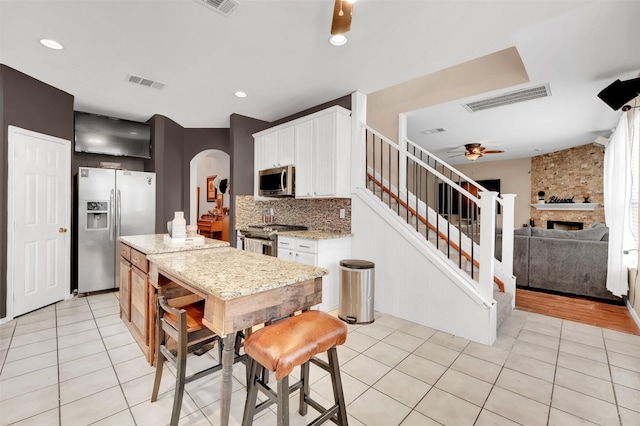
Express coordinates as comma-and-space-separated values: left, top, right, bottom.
229, 114, 269, 245
270, 95, 352, 126
0, 64, 74, 319
183, 128, 230, 221
73, 152, 145, 173
145, 115, 185, 234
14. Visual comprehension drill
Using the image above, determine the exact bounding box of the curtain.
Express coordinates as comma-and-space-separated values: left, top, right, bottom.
604, 113, 631, 297
630, 110, 640, 244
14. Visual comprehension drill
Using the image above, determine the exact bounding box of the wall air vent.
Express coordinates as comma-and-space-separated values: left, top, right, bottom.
192, 0, 239, 17
126, 74, 166, 90
463, 84, 551, 112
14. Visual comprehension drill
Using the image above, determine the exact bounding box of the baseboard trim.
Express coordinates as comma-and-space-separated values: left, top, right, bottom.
627, 298, 640, 330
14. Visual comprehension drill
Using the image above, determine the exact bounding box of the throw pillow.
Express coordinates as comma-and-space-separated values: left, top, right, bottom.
514, 227, 532, 236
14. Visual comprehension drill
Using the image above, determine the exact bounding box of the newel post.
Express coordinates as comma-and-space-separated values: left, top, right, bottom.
478, 191, 498, 302
500, 194, 517, 277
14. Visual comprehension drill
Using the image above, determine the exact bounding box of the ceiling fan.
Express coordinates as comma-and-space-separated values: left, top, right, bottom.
448, 143, 504, 161
331, 0, 354, 36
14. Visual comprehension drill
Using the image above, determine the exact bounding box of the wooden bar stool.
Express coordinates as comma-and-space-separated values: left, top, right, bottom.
242, 310, 349, 426
151, 296, 219, 426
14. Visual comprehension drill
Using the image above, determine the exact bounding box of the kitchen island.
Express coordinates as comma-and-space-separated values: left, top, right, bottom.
146, 247, 328, 426
118, 234, 229, 364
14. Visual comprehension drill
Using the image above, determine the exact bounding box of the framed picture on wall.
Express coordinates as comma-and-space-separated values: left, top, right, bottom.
206, 175, 217, 202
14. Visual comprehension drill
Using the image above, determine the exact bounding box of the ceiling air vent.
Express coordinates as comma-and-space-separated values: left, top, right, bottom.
463, 84, 551, 112
192, 0, 239, 17
126, 74, 166, 90
422, 128, 446, 135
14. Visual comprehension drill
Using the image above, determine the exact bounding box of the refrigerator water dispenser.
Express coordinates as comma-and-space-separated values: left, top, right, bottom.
86, 201, 108, 230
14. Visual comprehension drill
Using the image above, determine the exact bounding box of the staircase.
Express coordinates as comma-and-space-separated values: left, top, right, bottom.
350, 124, 517, 345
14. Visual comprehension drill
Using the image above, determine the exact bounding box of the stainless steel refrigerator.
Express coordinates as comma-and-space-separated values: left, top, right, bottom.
77, 167, 156, 293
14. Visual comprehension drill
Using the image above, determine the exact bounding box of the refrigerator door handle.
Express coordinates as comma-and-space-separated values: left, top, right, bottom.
109, 189, 115, 241
116, 189, 122, 239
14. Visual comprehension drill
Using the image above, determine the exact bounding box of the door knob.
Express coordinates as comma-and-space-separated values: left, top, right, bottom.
59, 228, 68, 233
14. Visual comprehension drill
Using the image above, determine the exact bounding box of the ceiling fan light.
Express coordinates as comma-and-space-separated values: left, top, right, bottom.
329, 34, 348, 46
465, 152, 481, 161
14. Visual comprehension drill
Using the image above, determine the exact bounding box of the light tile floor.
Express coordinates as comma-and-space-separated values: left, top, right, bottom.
1, 292, 640, 425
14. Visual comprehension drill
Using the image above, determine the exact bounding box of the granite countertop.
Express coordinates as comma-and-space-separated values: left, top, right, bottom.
119, 234, 229, 255
279, 230, 353, 240
147, 247, 328, 300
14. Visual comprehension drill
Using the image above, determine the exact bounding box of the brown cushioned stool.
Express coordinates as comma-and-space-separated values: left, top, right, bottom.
151, 296, 219, 426
242, 310, 348, 426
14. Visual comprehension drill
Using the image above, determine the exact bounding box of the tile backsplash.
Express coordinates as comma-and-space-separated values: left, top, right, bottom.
235, 195, 351, 232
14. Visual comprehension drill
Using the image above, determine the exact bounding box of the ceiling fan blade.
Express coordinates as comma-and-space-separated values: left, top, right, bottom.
331, 0, 352, 35
448, 153, 466, 158
482, 150, 505, 154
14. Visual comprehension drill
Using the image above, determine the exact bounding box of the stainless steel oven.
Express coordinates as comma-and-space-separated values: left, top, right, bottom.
239, 224, 307, 257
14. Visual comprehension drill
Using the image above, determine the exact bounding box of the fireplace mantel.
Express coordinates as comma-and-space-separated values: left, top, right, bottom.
531, 203, 598, 211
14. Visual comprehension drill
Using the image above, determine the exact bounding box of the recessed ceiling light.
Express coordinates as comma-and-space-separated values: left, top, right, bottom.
534, 148, 544, 152
234, 91, 247, 98
329, 34, 347, 46
40, 39, 63, 50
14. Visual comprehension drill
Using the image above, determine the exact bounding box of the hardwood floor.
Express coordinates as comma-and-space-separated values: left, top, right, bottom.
515, 288, 640, 335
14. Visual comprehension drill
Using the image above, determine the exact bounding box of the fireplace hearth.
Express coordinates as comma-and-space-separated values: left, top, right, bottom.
547, 220, 584, 230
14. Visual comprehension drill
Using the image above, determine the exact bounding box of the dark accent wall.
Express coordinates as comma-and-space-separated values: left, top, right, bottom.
229, 114, 270, 245
145, 115, 185, 234
270, 95, 352, 127
183, 128, 230, 222
0, 64, 74, 319
73, 152, 145, 173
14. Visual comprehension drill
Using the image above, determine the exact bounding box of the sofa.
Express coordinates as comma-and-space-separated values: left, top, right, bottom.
495, 224, 620, 302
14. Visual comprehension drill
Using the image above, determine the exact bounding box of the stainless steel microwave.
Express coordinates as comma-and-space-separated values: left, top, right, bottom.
258, 165, 295, 197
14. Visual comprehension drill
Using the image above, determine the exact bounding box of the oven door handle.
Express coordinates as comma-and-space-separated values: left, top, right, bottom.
243, 237, 274, 252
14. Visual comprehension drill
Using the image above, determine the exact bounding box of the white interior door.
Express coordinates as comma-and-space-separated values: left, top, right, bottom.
8, 126, 70, 318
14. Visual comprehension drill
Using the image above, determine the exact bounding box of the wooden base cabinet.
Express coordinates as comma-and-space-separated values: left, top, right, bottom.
130, 267, 148, 345
119, 258, 131, 322
119, 241, 155, 364
278, 236, 351, 311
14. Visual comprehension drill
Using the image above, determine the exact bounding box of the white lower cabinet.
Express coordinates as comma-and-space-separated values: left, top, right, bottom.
278, 235, 352, 312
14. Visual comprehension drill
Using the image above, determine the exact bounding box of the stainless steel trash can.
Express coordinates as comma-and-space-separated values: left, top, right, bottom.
339, 259, 375, 324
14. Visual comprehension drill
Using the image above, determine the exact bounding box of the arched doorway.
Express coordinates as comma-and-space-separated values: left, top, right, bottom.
189, 149, 230, 233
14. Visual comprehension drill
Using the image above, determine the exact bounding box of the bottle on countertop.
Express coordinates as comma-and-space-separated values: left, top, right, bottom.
171, 211, 186, 239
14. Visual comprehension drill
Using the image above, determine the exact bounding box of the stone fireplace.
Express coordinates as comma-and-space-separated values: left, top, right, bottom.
530, 143, 605, 229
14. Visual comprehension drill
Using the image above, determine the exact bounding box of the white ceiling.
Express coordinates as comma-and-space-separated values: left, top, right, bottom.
1, 1, 638, 164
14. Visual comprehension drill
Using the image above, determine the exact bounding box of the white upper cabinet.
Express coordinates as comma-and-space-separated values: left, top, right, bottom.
254, 105, 351, 199
258, 126, 294, 170
294, 120, 314, 198
277, 126, 295, 167
295, 107, 351, 198
258, 132, 278, 170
